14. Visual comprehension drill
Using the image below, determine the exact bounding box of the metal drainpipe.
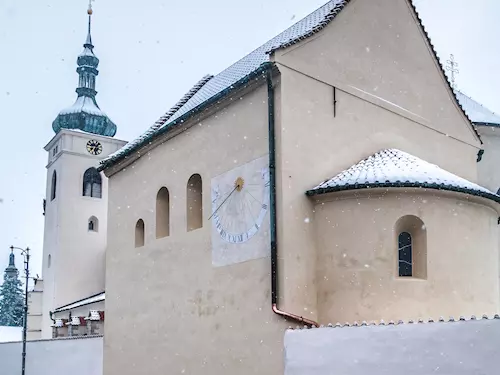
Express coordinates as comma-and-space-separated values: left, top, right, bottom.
266, 67, 318, 327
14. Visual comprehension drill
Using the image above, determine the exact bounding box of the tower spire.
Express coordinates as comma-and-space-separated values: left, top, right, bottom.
5, 249, 18, 278
51, 1, 117, 137
85, 0, 93, 47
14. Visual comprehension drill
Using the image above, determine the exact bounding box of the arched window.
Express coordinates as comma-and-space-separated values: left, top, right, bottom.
83, 168, 102, 198
48, 254, 52, 268
187, 174, 203, 231
51, 171, 57, 201
395, 215, 427, 279
88, 216, 99, 232
398, 232, 412, 277
156, 187, 170, 238
135, 219, 145, 247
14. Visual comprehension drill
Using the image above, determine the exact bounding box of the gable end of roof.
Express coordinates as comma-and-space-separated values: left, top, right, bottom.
266, 0, 350, 54
407, 0, 482, 144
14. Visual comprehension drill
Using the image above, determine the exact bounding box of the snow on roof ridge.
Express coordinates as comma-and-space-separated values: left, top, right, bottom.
59, 96, 107, 117
287, 314, 500, 330
307, 148, 498, 201
102, 0, 482, 170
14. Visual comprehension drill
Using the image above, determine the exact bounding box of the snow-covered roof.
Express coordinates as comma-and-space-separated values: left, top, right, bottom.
455, 91, 500, 126
79, 46, 96, 59
102, 74, 213, 164
99, 0, 349, 169
66, 316, 82, 326
52, 319, 65, 328
85, 310, 101, 321
0, 326, 22, 343
53, 292, 105, 313
163, 0, 347, 126
100, 0, 480, 171
306, 149, 500, 203
59, 96, 106, 117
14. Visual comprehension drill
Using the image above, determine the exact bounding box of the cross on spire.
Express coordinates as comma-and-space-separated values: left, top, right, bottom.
446, 54, 460, 90
86, 0, 94, 47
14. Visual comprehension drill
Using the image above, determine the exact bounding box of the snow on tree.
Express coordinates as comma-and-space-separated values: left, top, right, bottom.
0, 251, 25, 327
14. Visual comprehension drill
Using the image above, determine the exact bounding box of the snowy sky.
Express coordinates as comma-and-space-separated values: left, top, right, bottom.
0, 0, 499, 283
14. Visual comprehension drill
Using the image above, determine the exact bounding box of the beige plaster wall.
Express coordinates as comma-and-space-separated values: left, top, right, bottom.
103, 1, 497, 373
313, 189, 499, 323
271, 0, 482, 319
104, 83, 289, 375
477, 126, 500, 193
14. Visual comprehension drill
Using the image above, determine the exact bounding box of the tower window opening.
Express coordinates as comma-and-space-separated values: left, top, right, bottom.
83, 167, 102, 198
156, 187, 170, 238
398, 232, 412, 277
88, 216, 99, 232
187, 174, 203, 232
51, 171, 57, 201
395, 215, 427, 279
135, 219, 145, 247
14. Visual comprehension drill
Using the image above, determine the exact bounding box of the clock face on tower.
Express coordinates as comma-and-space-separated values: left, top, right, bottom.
211, 155, 271, 267
86, 140, 102, 155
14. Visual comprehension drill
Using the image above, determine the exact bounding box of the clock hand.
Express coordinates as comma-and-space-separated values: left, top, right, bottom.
209, 185, 237, 220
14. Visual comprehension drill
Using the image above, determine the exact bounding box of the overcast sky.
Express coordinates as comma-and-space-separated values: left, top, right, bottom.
0, 0, 499, 281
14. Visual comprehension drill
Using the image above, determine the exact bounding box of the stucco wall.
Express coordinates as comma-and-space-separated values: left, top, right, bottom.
41, 130, 126, 338
102, 1, 497, 374
284, 318, 500, 375
271, 0, 482, 319
104, 83, 290, 375
477, 126, 500, 193
313, 189, 499, 323
0, 336, 102, 375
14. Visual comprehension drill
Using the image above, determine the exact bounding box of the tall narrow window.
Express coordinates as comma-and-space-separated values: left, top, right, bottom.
395, 215, 427, 279
135, 219, 145, 247
51, 171, 57, 201
398, 232, 412, 277
83, 167, 102, 198
187, 174, 203, 231
156, 187, 170, 238
88, 216, 99, 232
48, 254, 52, 268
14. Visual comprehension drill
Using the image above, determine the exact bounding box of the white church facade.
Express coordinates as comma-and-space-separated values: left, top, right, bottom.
23, 1, 500, 374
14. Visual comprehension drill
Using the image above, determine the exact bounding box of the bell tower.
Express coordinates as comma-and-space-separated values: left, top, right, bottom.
38, 2, 127, 339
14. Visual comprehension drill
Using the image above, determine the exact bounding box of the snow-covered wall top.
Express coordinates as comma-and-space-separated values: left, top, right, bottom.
0, 336, 102, 375
284, 317, 500, 375
0, 326, 22, 343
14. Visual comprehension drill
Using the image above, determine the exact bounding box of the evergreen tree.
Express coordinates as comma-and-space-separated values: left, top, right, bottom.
0, 252, 25, 327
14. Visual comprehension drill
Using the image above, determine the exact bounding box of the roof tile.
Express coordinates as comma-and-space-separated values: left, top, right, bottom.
307, 149, 499, 202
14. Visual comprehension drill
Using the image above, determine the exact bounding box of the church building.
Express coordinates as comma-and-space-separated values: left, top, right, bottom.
18, 0, 500, 373
28, 4, 126, 340
96, 0, 500, 374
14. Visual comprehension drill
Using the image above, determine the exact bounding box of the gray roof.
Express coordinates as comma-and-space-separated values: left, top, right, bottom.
455, 91, 500, 126
306, 149, 500, 203
162, 0, 348, 127
100, 0, 349, 169
100, 0, 482, 170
